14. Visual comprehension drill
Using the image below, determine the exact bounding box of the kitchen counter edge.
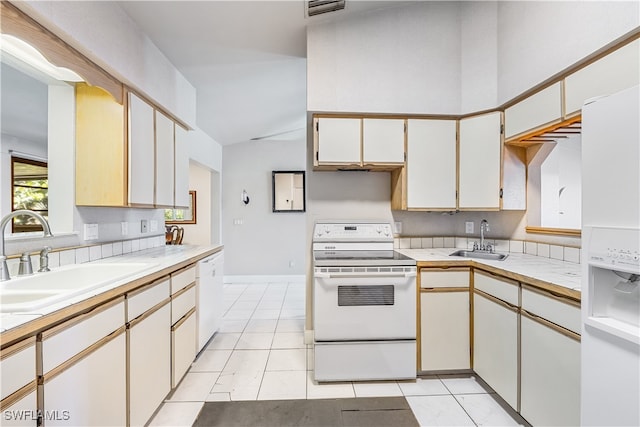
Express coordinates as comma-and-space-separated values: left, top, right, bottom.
0, 245, 223, 349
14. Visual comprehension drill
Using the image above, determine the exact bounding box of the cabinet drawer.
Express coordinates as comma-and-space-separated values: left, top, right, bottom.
172, 285, 196, 325
172, 309, 196, 387
42, 298, 125, 374
128, 278, 170, 321
0, 338, 36, 401
473, 271, 519, 306
171, 266, 196, 294
420, 268, 469, 289
521, 286, 581, 334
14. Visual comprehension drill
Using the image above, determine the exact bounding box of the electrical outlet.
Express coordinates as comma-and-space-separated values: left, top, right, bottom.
465, 221, 474, 234
121, 222, 128, 236
140, 219, 148, 233
149, 220, 158, 232
394, 221, 402, 235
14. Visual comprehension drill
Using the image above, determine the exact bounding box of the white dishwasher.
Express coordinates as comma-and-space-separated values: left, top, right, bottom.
196, 251, 224, 352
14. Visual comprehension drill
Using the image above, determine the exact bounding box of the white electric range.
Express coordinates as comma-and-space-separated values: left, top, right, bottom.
312, 221, 417, 382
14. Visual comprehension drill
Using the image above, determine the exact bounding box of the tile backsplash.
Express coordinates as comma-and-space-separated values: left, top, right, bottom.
5, 235, 166, 276
395, 235, 581, 264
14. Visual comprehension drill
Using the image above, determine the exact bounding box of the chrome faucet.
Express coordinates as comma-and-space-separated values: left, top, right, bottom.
0, 210, 54, 281
479, 219, 490, 252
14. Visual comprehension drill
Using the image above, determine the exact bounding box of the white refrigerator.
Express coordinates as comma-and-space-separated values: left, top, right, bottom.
581, 85, 640, 426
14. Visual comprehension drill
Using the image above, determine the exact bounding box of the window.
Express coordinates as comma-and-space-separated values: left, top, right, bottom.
11, 157, 48, 232
165, 190, 196, 224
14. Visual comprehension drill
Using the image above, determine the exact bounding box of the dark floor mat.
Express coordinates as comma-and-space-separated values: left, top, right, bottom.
193, 396, 419, 427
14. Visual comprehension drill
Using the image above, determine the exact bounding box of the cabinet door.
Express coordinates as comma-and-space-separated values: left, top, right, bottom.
473, 292, 518, 410
520, 314, 580, 427
315, 117, 361, 164
172, 310, 197, 387
1, 389, 37, 427
155, 110, 175, 207
504, 82, 562, 139
1, 339, 35, 401
129, 303, 171, 427
44, 332, 126, 427
565, 39, 640, 116
420, 291, 469, 371
128, 92, 155, 206
458, 112, 502, 209
362, 119, 405, 164
75, 83, 126, 206
407, 119, 457, 209
174, 124, 190, 208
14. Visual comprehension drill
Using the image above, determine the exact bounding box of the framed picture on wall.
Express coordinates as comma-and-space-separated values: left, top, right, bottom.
165, 190, 197, 224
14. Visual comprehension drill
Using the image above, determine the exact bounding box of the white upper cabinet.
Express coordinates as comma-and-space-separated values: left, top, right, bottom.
504, 82, 563, 139
155, 110, 175, 208
315, 117, 361, 164
362, 118, 405, 164
406, 119, 457, 209
128, 92, 155, 206
565, 39, 640, 116
458, 111, 502, 210
174, 125, 190, 209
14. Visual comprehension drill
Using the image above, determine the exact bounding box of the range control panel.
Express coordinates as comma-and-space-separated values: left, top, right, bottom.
313, 222, 393, 242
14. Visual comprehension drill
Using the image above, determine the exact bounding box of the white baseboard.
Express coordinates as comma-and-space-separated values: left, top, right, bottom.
224, 274, 306, 284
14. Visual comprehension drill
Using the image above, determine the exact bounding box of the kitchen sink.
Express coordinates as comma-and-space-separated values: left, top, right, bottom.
0, 262, 158, 313
449, 249, 508, 261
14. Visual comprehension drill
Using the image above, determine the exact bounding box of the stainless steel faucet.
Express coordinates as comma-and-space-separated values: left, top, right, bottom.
0, 210, 54, 281
480, 219, 490, 251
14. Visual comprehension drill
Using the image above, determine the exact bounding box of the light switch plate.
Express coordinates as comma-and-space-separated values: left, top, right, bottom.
465, 221, 474, 234
121, 222, 128, 236
83, 223, 99, 240
140, 219, 148, 233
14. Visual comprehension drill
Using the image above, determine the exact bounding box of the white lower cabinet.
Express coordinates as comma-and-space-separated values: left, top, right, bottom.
420, 291, 470, 371
473, 291, 519, 410
1, 389, 37, 427
172, 309, 197, 387
520, 312, 581, 427
170, 268, 197, 388
41, 298, 127, 426
44, 332, 127, 426
128, 299, 171, 427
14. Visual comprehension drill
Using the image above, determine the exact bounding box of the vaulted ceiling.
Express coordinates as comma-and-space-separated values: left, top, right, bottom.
116, 1, 413, 145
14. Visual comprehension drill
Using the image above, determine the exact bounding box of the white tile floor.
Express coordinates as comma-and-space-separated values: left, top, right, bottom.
150, 280, 526, 427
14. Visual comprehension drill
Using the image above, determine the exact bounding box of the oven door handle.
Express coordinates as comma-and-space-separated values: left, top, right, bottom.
315, 272, 417, 279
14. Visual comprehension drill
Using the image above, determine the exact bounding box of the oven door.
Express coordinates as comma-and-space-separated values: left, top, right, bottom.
313, 268, 416, 341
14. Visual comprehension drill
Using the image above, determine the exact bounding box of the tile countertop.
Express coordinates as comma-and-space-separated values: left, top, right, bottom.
0, 244, 222, 341
397, 248, 582, 300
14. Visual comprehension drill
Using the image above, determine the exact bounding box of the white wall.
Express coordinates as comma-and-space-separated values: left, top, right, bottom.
223, 139, 306, 276
181, 162, 212, 246
460, 0, 498, 113
307, 1, 462, 114
497, 1, 640, 102
14, 1, 197, 127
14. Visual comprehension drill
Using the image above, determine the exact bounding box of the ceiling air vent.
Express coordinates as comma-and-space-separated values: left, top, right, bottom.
307, 0, 346, 17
